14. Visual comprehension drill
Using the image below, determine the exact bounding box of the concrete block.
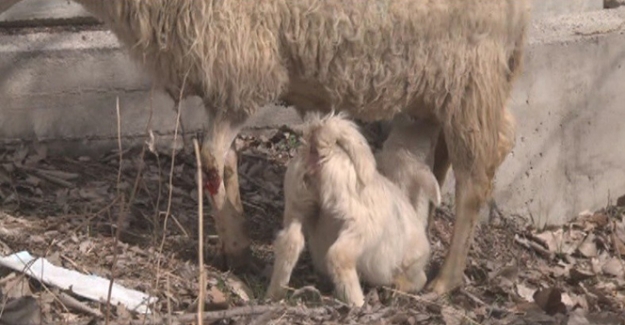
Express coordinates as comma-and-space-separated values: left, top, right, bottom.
0, 29, 302, 147
0, 0, 96, 27
0, 0, 21, 16
440, 8, 625, 226
531, 0, 603, 18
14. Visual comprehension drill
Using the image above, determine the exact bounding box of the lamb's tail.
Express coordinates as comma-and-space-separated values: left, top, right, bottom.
305, 111, 377, 186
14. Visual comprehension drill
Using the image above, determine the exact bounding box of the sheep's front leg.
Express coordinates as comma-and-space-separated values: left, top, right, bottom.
326, 233, 365, 307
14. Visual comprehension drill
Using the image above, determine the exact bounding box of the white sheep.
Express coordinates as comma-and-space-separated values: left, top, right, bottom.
68, 0, 530, 294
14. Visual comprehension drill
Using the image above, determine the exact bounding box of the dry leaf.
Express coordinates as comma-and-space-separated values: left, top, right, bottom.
224, 274, 253, 302
533, 287, 567, 315
2, 275, 32, 299
561, 292, 589, 311
24, 144, 47, 166
441, 306, 464, 325
591, 257, 603, 274
0, 296, 42, 325
577, 233, 598, 258
79, 240, 93, 254
601, 257, 624, 278
24, 175, 41, 187
566, 309, 590, 325
116, 304, 132, 321
584, 212, 610, 229
611, 232, 625, 257
568, 267, 594, 284
516, 283, 536, 302
551, 263, 572, 278
206, 285, 229, 310
534, 229, 584, 255
614, 221, 625, 245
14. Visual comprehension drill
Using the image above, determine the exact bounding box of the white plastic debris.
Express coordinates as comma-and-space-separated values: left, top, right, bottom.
0, 251, 155, 314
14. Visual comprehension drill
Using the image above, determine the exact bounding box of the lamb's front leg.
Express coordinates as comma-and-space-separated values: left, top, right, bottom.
266, 204, 307, 301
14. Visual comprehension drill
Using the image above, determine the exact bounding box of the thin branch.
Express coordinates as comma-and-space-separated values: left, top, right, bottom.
193, 138, 206, 325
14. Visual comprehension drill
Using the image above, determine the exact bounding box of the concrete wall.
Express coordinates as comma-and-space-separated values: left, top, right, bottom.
0, 0, 95, 26
531, 0, 602, 18
1, 2, 625, 226
441, 8, 625, 226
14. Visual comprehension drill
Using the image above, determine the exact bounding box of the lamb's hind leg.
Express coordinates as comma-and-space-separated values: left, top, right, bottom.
326, 233, 366, 307
395, 264, 428, 294
427, 72, 513, 295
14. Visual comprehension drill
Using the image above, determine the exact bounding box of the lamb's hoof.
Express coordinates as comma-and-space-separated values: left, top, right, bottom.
425, 275, 461, 295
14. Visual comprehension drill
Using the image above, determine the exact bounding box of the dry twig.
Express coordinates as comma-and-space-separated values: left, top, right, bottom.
155, 68, 190, 292
514, 234, 554, 260
56, 290, 103, 318
193, 138, 206, 325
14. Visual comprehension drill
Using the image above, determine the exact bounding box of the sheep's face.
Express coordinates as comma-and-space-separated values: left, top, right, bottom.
201, 112, 245, 205
204, 167, 221, 196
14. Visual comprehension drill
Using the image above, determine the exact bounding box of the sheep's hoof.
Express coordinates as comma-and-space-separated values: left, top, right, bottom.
224, 246, 254, 272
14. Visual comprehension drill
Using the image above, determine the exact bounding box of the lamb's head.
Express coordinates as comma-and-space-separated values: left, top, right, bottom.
302, 112, 377, 187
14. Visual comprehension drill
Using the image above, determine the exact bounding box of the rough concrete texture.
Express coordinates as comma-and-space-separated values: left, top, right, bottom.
440, 7, 625, 226
0, 0, 22, 16
0, 0, 95, 27
0, 29, 301, 150
2, 8, 625, 226
531, 0, 603, 18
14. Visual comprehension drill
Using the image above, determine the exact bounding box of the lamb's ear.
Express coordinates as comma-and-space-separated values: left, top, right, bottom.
414, 167, 442, 207
335, 124, 377, 186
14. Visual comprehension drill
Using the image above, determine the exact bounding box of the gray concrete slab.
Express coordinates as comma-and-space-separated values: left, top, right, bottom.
1, 8, 625, 227
531, 0, 603, 18
440, 8, 625, 226
0, 0, 96, 27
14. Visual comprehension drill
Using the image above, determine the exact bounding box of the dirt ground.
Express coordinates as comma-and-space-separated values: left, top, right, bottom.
1, 127, 624, 325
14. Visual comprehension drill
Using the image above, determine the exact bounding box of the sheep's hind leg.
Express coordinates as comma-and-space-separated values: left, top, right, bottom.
427, 71, 511, 295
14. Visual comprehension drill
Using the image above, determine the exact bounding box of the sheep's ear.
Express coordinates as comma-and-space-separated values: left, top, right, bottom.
414, 168, 442, 207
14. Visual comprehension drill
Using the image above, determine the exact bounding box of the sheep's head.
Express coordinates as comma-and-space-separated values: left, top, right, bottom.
204, 169, 221, 196
201, 111, 245, 208
201, 150, 222, 197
